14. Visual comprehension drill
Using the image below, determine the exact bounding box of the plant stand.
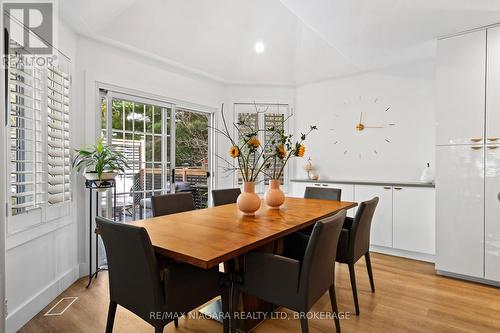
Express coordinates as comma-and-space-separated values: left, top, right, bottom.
85, 179, 116, 288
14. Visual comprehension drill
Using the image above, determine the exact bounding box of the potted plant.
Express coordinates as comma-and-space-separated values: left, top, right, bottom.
263, 125, 317, 209
72, 137, 129, 184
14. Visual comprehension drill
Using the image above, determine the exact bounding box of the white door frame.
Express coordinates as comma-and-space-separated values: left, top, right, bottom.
99, 87, 215, 210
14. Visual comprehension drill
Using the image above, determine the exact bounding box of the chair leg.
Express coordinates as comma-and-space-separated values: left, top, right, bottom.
221, 286, 230, 333
365, 252, 375, 292
231, 288, 239, 333
328, 286, 341, 333
348, 263, 360, 315
105, 301, 117, 333
300, 317, 309, 333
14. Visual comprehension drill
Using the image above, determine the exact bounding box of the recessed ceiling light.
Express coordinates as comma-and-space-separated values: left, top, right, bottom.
254, 41, 265, 54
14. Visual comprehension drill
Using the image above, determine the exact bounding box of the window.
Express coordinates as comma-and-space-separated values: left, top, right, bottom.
7, 39, 72, 232
234, 103, 290, 193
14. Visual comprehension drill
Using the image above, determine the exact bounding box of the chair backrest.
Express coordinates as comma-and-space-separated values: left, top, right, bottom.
304, 186, 342, 201
96, 217, 163, 321
151, 192, 195, 217
299, 210, 346, 306
212, 188, 241, 206
349, 197, 379, 261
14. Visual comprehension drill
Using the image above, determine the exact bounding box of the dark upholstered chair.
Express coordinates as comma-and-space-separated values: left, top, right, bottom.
96, 217, 229, 333
336, 197, 379, 315
212, 188, 241, 206
232, 210, 347, 333
304, 186, 342, 201
298, 186, 342, 235
151, 192, 195, 217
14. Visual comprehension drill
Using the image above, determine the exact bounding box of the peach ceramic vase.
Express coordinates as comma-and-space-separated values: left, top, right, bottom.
264, 179, 285, 209
237, 182, 261, 216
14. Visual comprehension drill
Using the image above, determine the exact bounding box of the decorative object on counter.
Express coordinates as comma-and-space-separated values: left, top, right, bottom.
419, 162, 434, 183
73, 137, 129, 190
263, 116, 317, 209
303, 157, 319, 180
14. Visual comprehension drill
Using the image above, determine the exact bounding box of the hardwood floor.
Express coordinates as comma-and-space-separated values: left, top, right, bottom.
20, 253, 500, 333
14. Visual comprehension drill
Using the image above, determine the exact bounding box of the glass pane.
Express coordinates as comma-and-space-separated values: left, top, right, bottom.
111, 99, 123, 130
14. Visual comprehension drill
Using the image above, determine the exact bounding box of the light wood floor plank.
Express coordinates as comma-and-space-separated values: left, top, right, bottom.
19, 253, 500, 333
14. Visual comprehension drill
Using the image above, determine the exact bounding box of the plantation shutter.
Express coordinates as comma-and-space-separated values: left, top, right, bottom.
9, 53, 46, 215
47, 65, 71, 204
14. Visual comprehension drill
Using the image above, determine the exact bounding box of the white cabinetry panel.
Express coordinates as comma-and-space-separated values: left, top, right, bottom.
436, 30, 486, 145
487, 26, 500, 143
435, 145, 484, 278
485, 144, 500, 282
393, 187, 435, 254
355, 185, 393, 247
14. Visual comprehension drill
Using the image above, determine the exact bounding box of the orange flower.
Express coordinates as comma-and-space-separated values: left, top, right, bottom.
247, 137, 261, 148
229, 146, 240, 158
295, 144, 305, 157
277, 144, 287, 159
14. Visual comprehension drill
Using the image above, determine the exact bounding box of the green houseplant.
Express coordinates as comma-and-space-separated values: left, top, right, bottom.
72, 137, 129, 181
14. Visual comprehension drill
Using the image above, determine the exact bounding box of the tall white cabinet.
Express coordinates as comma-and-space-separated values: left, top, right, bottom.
436, 26, 500, 283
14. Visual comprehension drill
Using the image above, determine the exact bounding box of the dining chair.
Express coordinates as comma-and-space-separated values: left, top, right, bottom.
304, 186, 342, 201
96, 216, 229, 333
151, 192, 195, 217
212, 188, 241, 206
231, 210, 347, 333
298, 186, 342, 235
336, 197, 379, 315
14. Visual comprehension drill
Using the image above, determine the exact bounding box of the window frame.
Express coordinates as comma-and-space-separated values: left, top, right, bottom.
233, 102, 291, 194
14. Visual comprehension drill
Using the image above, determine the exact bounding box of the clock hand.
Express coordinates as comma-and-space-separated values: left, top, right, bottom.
363, 126, 384, 129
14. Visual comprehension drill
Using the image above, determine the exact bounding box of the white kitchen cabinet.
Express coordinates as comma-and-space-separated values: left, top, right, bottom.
436, 30, 486, 145
485, 145, 500, 282
291, 182, 355, 216
435, 145, 484, 278
487, 26, 500, 143
355, 185, 393, 248
393, 187, 435, 254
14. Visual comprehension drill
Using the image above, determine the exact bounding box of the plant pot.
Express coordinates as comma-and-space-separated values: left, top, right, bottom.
84, 171, 99, 181
100, 171, 118, 180
264, 179, 285, 209
237, 182, 261, 216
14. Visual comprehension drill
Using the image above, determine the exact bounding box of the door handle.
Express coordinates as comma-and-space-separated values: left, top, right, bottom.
321, 184, 328, 187
471, 146, 483, 150
488, 137, 499, 142
487, 146, 499, 149
383, 186, 391, 190
394, 187, 403, 190
470, 138, 483, 142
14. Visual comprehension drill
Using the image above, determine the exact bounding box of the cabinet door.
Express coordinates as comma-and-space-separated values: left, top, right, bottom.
485, 144, 500, 282
321, 183, 355, 217
291, 182, 308, 198
355, 185, 393, 248
486, 27, 500, 146
436, 30, 486, 145
435, 145, 484, 278
393, 187, 435, 254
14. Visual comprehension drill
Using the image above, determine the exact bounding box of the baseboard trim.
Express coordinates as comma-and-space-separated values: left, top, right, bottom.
6, 266, 79, 333
370, 245, 435, 263
436, 270, 500, 288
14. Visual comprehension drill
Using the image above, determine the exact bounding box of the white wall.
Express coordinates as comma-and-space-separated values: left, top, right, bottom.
293, 61, 436, 181
5, 23, 79, 333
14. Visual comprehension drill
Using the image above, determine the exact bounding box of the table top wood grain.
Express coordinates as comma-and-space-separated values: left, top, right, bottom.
130, 197, 357, 269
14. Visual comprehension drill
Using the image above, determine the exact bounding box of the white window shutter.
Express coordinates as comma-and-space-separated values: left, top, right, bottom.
46, 65, 71, 205
9, 57, 45, 215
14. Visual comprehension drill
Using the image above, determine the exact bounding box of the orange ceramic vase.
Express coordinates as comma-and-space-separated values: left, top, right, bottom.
264, 179, 285, 209
237, 182, 261, 216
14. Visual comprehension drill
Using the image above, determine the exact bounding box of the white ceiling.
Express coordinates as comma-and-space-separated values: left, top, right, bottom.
61, 0, 500, 85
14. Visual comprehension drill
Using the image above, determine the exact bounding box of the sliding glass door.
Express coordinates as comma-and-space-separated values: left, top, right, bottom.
100, 91, 212, 222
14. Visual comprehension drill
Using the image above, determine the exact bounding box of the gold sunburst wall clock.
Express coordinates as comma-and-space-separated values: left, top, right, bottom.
330, 96, 396, 159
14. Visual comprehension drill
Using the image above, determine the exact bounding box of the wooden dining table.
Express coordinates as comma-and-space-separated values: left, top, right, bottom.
130, 196, 357, 332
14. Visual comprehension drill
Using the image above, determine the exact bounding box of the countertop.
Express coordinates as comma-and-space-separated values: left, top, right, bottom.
291, 179, 435, 188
